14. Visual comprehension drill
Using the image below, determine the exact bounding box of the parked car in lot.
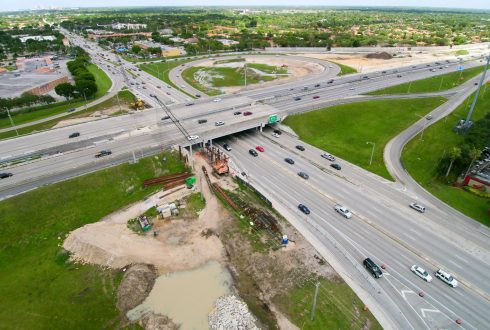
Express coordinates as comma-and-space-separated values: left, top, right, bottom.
435, 269, 458, 287
298, 204, 310, 215
409, 202, 426, 213
298, 172, 309, 180
321, 153, 335, 161
256, 146, 265, 152
223, 144, 232, 151
363, 258, 383, 278
249, 149, 258, 157
243, 111, 253, 116
411, 265, 432, 282
330, 163, 341, 170
296, 145, 305, 151
69, 132, 80, 138
198, 119, 207, 124
215, 121, 225, 126
233, 111, 242, 115
334, 204, 352, 219
95, 150, 112, 158
285, 158, 295, 165
0, 172, 13, 179
187, 135, 199, 141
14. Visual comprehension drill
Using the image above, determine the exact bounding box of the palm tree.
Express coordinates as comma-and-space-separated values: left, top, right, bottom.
445, 146, 462, 177
464, 147, 481, 178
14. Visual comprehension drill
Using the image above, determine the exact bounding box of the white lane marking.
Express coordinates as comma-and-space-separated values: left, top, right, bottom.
420, 308, 440, 318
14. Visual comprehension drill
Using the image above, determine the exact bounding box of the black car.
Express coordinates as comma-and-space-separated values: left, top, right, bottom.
249, 149, 258, 157
314, 83, 320, 87
296, 145, 305, 151
198, 119, 207, 124
273, 129, 282, 135
363, 258, 383, 278
67, 108, 76, 113
298, 204, 310, 215
95, 150, 112, 158
327, 79, 334, 84
330, 163, 341, 170
294, 96, 302, 101
233, 111, 242, 115
195, 94, 201, 98
69, 132, 80, 138
0, 172, 13, 179
298, 172, 309, 179
285, 158, 294, 165
223, 143, 232, 151
161, 116, 171, 120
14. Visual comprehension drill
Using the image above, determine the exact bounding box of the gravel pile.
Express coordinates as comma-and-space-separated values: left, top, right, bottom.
209, 295, 260, 330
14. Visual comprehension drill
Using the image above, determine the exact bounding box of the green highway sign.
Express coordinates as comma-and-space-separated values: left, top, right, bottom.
268, 114, 278, 124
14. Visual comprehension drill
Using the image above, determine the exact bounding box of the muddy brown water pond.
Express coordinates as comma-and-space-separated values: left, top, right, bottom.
127, 261, 232, 329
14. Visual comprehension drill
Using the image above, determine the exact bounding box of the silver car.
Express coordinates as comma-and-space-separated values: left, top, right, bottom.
411, 265, 432, 282
334, 204, 352, 219
435, 269, 458, 287
409, 202, 426, 213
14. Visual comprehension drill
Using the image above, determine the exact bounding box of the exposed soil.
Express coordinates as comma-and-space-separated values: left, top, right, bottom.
366, 52, 393, 60
53, 104, 131, 128
117, 264, 158, 313
139, 312, 179, 330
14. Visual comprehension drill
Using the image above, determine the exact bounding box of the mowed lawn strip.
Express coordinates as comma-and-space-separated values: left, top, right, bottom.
283, 97, 447, 180
328, 61, 357, 76
402, 92, 490, 225
0, 63, 112, 130
368, 66, 484, 95
0, 151, 186, 329
138, 59, 195, 97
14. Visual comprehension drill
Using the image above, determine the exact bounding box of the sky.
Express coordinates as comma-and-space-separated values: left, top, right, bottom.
3, 0, 490, 11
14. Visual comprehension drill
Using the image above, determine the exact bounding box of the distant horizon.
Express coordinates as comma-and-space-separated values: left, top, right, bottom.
2, 2, 490, 13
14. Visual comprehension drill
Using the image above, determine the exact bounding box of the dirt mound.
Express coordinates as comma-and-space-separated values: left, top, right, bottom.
365, 52, 392, 60
139, 312, 178, 330
117, 264, 157, 312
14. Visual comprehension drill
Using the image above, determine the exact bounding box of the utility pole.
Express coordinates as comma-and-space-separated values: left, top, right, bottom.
244, 62, 247, 87
439, 76, 444, 90
310, 282, 320, 321
6, 109, 19, 136
463, 55, 490, 131
366, 141, 375, 166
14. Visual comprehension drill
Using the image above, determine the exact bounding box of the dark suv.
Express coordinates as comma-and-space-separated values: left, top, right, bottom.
249, 149, 258, 157
0, 172, 13, 179
363, 258, 383, 278
95, 150, 112, 158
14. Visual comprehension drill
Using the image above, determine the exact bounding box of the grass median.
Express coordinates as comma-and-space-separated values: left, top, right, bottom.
328, 61, 357, 76
368, 65, 484, 95
283, 97, 447, 180
0, 150, 186, 329
402, 92, 490, 225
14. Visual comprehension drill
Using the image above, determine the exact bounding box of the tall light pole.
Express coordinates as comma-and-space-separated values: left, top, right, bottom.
366, 141, 375, 166
5, 108, 19, 136
414, 113, 427, 140
463, 54, 490, 131
244, 62, 247, 87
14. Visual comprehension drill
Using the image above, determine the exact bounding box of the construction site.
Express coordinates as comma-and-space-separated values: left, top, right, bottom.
60, 145, 378, 329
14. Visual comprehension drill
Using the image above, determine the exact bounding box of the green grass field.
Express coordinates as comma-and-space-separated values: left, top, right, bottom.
329, 61, 357, 76
247, 63, 288, 74
283, 97, 446, 180
454, 49, 469, 56
0, 63, 112, 131
274, 279, 382, 329
138, 59, 195, 97
181, 67, 222, 96
368, 66, 483, 95
402, 92, 490, 225
0, 151, 186, 329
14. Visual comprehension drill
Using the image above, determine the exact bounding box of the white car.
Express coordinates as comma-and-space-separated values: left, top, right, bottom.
409, 202, 426, 213
411, 265, 432, 282
334, 204, 352, 219
215, 121, 225, 126
349, 87, 355, 90
321, 153, 335, 161
272, 133, 280, 138
435, 269, 458, 287
214, 98, 222, 102
187, 135, 199, 141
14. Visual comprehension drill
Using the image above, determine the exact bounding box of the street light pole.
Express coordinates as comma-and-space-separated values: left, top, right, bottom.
366, 141, 375, 166
6, 108, 19, 136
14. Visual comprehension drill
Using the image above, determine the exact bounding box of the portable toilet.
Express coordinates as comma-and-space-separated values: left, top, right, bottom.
282, 235, 289, 245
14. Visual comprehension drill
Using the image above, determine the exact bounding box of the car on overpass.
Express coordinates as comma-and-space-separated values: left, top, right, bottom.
243, 111, 253, 116
334, 204, 352, 219
223, 144, 232, 151
409, 202, 426, 213
411, 265, 433, 282
363, 258, 383, 278
296, 145, 305, 151
256, 146, 265, 152
234, 111, 242, 115
330, 163, 341, 170
187, 135, 199, 141
215, 121, 225, 126
321, 153, 335, 161
298, 204, 310, 215
284, 158, 295, 165
0, 172, 13, 179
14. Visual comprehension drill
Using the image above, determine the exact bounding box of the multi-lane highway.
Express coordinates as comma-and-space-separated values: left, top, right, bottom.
1, 30, 489, 329
220, 129, 490, 329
